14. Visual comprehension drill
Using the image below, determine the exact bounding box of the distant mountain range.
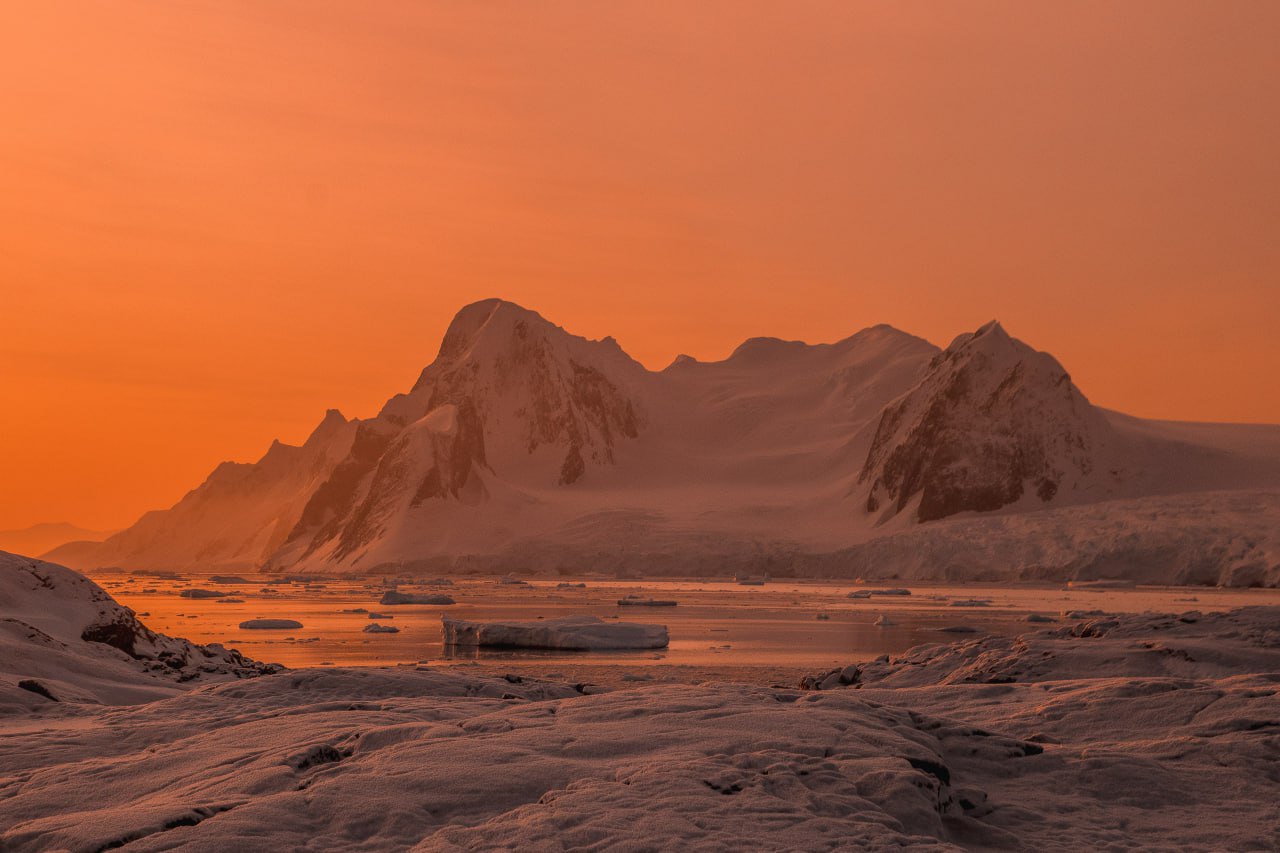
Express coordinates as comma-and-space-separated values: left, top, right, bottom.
0, 523, 117, 558
47, 299, 1280, 585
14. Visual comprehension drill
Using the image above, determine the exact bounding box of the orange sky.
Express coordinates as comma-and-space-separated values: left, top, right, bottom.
2, 2, 1279, 531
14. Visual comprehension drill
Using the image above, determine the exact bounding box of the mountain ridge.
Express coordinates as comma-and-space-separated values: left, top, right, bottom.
44, 299, 1280, 584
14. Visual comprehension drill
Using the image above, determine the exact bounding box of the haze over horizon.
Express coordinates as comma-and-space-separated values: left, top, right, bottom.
4, 2, 1279, 531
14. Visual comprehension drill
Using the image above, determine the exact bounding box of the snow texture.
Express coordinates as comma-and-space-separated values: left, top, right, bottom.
1, 571, 1276, 850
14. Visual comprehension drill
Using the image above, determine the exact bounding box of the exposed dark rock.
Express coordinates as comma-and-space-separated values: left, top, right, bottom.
81, 619, 141, 657
17, 679, 58, 701
860, 321, 1114, 522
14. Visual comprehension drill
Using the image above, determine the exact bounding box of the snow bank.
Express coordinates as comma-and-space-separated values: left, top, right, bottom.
5, 608, 1279, 851
802, 606, 1280, 690
0, 552, 277, 711
808, 489, 1280, 587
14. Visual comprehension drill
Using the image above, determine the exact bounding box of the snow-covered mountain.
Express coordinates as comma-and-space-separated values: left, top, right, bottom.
265, 299, 649, 571
49, 409, 357, 571
858, 321, 1118, 523
44, 299, 1280, 583
0, 522, 117, 558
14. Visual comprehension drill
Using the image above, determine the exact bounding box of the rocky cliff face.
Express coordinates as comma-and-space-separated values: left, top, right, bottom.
858, 321, 1116, 522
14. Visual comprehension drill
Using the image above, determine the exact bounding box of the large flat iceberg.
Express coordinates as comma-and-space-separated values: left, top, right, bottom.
379, 591, 455, 605
442, 615, 668, 651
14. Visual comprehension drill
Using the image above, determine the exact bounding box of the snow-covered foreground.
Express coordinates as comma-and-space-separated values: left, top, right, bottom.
2, 554, 1278, 850
0, 553, 277, 711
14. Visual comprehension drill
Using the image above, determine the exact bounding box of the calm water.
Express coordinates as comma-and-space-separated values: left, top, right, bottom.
97, 573, 1279, 671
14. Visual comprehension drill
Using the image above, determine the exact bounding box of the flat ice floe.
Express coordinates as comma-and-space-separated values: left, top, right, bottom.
179, 588, 228, 599
616, 594, 678, 607
442, 615, 669, 650
237, 618, 303, 629
378, 591, 455, 605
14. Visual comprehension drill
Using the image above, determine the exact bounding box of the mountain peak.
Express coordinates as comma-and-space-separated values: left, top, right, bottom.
727, 336, 810, 364
975, 319, 1006, 338
436, 299, 550, 362
665, 353, 699, 370
303, 408, 350, 446
860, 320, 1113, 522
943, 319, 1016, 356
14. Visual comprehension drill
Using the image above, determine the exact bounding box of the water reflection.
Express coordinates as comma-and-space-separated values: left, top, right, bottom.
96, 572, 1280, 671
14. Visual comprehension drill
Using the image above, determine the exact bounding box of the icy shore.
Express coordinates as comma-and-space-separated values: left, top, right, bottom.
2, 553, 1277, 850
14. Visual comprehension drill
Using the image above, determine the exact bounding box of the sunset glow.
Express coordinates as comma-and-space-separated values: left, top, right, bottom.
3, 2, 1278, 531
4, 6, 1280, 851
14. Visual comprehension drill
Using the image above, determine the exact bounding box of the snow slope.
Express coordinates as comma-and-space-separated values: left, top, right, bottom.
50, 409, 356, 572
45, 299, 1280, 583
0, 552, 277, 711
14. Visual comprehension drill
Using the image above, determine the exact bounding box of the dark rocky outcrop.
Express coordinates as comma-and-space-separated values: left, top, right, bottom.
859, 321, 1116, 522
